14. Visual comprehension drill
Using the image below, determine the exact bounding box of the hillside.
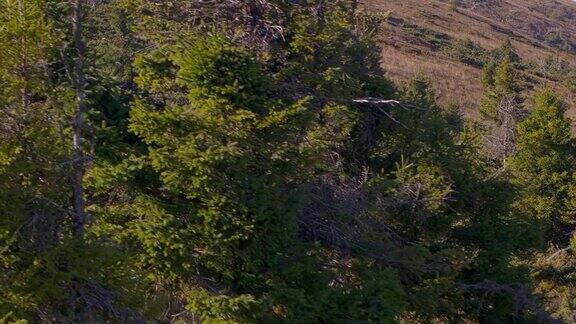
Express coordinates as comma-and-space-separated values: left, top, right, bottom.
361, 0, 576, 119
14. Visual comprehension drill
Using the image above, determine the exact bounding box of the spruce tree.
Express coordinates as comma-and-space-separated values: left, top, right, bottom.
479, 41, 524, 165
511, 89, 576, 323
0, 1, 143, 321
511, 89, 576, 234
479, 43, 521, 122
0, 0, 69, 316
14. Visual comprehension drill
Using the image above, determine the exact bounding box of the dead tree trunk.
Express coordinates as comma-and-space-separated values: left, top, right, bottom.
71, 0, 87, 239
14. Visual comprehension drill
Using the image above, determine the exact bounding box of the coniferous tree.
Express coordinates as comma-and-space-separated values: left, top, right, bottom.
0, 1, 143, 321
0, 0, 71, 317
511, 89, 576, 239
512, 89, 576, 323
480, 41, 525, 164
480, 41, 521, 122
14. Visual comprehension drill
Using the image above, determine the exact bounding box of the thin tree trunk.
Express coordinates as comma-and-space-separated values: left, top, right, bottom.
17, 0, 30, 114
71, 0, 87, 239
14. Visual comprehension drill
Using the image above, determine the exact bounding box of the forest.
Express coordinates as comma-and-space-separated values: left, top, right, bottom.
1, 0, 576, 322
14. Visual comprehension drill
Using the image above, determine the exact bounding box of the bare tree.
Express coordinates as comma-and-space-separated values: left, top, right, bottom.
485, 94, 526, 180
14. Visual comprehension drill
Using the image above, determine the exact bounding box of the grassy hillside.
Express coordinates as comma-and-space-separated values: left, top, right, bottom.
362, 0, 576, 119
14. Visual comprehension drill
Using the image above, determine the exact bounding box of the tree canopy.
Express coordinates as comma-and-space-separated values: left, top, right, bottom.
0, 0, 575, 322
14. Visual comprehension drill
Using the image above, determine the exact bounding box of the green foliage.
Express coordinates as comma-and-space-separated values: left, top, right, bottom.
1, 0, 573, 322
511, 89, 576, 225
0, 0, 52, 90
479, 41, 522, 123
120, 35, 313, 320
175, 37, 269, 113
185, 289, 261, 323
494, 55, 519, 95
481, 58, 497, 87
0, 312, 27, 324
443, 38, 487, 68
287, 3, 394, 99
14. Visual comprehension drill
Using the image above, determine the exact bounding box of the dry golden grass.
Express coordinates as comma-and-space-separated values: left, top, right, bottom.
381, 46, 483, 115
361, 0, 576, 119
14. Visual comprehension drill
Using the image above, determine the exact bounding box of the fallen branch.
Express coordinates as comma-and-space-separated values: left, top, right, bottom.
352, 98, 401, 105
545, 246, 571, 262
